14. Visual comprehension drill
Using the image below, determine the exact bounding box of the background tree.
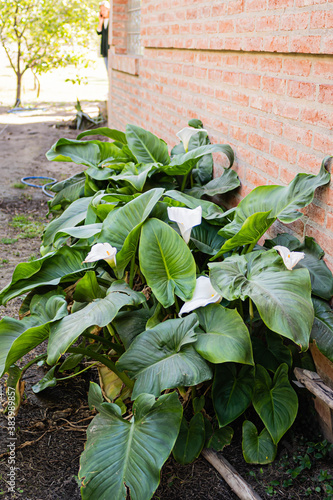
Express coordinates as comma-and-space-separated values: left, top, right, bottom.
0, 0, 98, 105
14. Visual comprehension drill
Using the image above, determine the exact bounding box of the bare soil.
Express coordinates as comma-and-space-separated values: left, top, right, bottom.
0, 103, 332, 500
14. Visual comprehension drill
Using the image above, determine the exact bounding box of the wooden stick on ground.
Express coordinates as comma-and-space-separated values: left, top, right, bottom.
294, 367, 333, 410
202, 448, 263, 500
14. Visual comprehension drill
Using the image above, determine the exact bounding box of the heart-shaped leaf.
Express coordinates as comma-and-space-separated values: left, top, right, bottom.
252, 332, 292, 373
242, 421, 277, 464
187, 168, 240, 198
46, 138, 101, 167
126, 124, 170, 165
195, 304, 253, 365
173, 413, 206, 465
190, 220, 226, 255
139, 218, 196, 307
98, 188, 164, 277
47, 281, 145, 365
111, 163, 158, 191
163, 144, 234, 176
43, 196, 94, 247
252, 364, 298, 444
221, 157, 330, 238
32, 365, 58, 393
209, 250, 314, 349
212, 364, 255, 427
0, 290, 68, 376
206, 426, 234, 452
77, 127, 127, 144
79, 392, 182, 500
311, 297, 333, 362
117, 315, 212, 399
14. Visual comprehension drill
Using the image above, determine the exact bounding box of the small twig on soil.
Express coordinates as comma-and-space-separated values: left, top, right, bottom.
202, 449, 263, 500
0, 431, 48, 458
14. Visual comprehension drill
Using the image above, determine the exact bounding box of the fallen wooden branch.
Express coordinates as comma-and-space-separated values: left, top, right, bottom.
202, 448, 263, 500
294, 367, 333, 410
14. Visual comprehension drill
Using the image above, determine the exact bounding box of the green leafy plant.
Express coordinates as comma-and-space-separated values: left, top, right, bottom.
0, 120, 332, 500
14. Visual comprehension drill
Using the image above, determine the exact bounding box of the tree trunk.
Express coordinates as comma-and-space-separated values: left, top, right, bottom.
16, 71, 22, 105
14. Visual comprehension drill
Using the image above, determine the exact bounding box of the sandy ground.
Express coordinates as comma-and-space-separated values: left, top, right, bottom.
0, 46, 108, 313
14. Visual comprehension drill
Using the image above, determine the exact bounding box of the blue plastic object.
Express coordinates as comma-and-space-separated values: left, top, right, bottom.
21, 176, 57, 198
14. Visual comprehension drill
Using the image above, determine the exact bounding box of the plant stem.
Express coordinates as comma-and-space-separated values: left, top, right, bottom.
246, 242, 256, 254
174, 295, 180, 314
82, 332, 115, 349
237, 299, 244, 319
249, 297, 254, 334
129, 254, 136, 289
57, 362, 99, 381
67, 347, 134, 389
21, 353, 47, 376
181, 173, 188, 192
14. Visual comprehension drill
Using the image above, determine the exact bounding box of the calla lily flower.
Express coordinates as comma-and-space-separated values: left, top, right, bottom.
167, 205, 202, 244
176, 127, 208, 152
273, 245, 305, 270
83, 243, 117, 267
179, 276, 222, 316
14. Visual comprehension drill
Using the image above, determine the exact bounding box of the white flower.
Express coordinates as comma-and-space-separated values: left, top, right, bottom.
167, 205, 202, 244
83, 243, 117, 267
179, 276, 222, 316
176, 127, 208, 152
273, 245, 305, 270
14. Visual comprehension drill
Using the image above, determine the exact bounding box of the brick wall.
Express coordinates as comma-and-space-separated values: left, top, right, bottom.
107, 0, 333, 270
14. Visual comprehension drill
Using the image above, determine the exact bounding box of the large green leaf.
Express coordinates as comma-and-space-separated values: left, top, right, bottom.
0, 246, 95, 305
214, 211, 276, 256
187, 168, 240, 198
190, 220, 226, 255
252, 364, 298, 444
113, 308, 154, 349
126, 124, 170, 165
212, 364, 255, 427
195, 304, 253, 365
117, 315, 213, 399
265, 235, 333, 300
164, 190, 225, 223
46, 138, 100, 167
98, 188, 164, 277
252, 332, 292, 373
139, 218, 196, 308
53, 223, 102, 245
43, 196, 93, 247
48, 172, 86, 209
0, 290, 68, 377
77, 127, 127, 144
73, 271, 105, 302
79, 392, 182, 500
242, 421, 277, 464
209, 250, 314, 349
111, 163, 158, 191
221, 157, 330, 238
173, 413, 206, 465
311, 298, 333, 362
47, 281, 145, 365
163, 144, 234, 176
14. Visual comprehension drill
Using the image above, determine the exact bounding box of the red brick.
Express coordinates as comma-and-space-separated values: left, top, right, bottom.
212, 4, 226, 16
280, 13, 309, 31
262, 76, 286, 95
301, 108, 333, 129
240, 73, 261, 89
263, 36, 289, 52
256, 156, 280, 178
259, 57, 283, 73
313, 60, 333, 80
318, 84, 333, 104
228, 0, 244, 14
222, 71, 240, 85
283, 58, 312, 77
248, 133, 270, 153
215, 88, 231, 101
235, 18, 255, 33
271, 141, 298, 163
273, 101, 300, 120
299, 152, 324, 174
259, 117, 283, 136
247, 0, 268, 11
311, 10, 333, 29
246, 169, 268, 187
218, 20, 234, 33
230, 125, 248, 143
239, 110, 259, 128
283, 124, 313, 147
313, 133, 333, 154
287, 80, 316, 100
256, 16, 280, 31
268, 0, 294, 7
243, 37, 263, 51
250, 95, 273, 112
306, 226, 333, 256
302, 204, 326, 225
327, 213, 333, 233
280, 167, 299, 184
224, 37, 242, 50
322, 36, 333, 55
290, 36, 321, 54
231, 91, 250, 106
